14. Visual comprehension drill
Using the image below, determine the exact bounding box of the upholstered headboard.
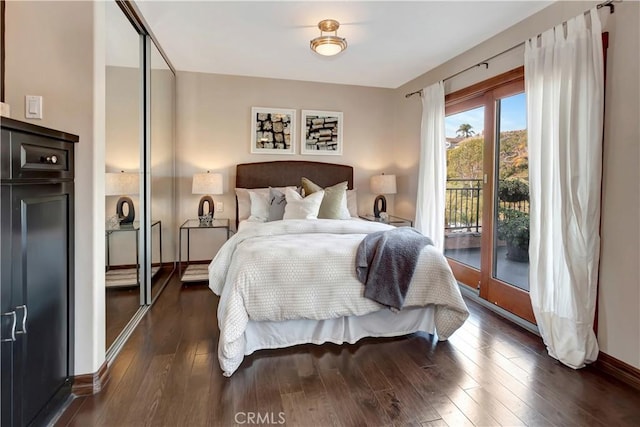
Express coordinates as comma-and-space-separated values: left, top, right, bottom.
235, 161, 354, 228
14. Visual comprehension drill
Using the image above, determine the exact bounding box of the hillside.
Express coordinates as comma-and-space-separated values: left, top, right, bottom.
447, 129, 528, 181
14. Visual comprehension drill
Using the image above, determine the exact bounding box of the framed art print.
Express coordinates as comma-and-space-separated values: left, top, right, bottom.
301, 110, 343, 155
251, 107, 296, 154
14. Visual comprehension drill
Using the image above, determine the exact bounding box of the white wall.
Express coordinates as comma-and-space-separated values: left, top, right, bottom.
395, 1, 640, 369
176, 71, 397, 259
4, 1, 106, 374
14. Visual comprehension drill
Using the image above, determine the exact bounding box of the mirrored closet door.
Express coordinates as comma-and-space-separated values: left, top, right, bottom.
105, 0, 176, 354
148, 39, 176, 302
104, 0, 144, 350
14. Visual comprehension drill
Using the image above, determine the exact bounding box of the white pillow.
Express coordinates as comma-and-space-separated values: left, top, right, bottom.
283, 188, 324, 220
235, 188, 261, 222
248, 190, 270, 222
346, 189, 358, 217
235, 186, 296, 222
336, 189, 352, 219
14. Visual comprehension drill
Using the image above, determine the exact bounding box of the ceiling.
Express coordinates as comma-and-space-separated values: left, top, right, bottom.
133, 1, 552, 89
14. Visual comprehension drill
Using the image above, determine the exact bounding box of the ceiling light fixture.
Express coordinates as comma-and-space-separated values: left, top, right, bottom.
310, 19, 347, 56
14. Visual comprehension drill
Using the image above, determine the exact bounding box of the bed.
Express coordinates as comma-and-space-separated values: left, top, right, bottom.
208, 160, 469, 376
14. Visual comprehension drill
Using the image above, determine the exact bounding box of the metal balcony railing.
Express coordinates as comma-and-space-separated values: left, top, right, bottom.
446, 179, 482, 232
445, 178, 529, 233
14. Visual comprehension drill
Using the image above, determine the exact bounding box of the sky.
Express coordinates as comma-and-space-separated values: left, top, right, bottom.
445, 92, 527, 137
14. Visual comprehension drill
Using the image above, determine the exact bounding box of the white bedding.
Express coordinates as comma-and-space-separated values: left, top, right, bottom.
208, 219, 469, 376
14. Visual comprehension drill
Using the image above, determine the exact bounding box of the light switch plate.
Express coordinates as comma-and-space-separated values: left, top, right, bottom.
0, 102, 10, 118
216, 202, 224, 212
25, 95, 43, 119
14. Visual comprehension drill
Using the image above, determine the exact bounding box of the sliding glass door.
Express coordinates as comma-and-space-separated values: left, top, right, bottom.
444, 105, 485, 271
444, 68, 534, 323
493, 92, 529, 291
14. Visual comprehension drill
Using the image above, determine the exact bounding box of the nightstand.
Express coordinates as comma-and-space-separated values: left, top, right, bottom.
178, 218, 230, 283
359, 214, 413, 227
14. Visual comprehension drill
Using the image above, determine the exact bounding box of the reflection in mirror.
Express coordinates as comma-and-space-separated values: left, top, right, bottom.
104, 1, 143, 350
149, 40, 176, 301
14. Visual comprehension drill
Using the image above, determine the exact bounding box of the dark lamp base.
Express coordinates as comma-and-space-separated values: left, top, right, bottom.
116, 196, 135, 224
373, 195, 387, 218
198, 195, 215, 219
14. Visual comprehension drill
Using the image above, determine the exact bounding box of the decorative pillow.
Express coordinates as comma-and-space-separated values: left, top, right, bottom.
283, 188, 324, 220
235, 186, 296, 222
301, 177, 351, 219
346, 189, 358, 217
248, 190, 270, 222
267, 187, 287, 222
235, 188, 254, 221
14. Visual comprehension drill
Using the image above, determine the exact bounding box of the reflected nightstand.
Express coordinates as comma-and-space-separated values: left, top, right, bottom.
105, 220, 161, 287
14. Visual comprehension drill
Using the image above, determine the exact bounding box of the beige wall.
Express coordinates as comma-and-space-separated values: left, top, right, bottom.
105, 64, 176, 267
176, 72, 397, 259
150, 66, 176, 265
395, 1, 640, 368
106, 66, 141, 266
597, 1, 640, 369
4, 0, 637, 377
4, 1, 106, 374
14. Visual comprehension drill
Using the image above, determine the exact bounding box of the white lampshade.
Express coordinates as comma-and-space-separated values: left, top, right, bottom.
370, 174, 397, 195
192, 172, 223, 195
105, 172, 139, 196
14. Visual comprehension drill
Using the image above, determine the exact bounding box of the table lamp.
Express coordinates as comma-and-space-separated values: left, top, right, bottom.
192, 171, 223, 221
105, 171, 139, 224
370, 173, 397, 218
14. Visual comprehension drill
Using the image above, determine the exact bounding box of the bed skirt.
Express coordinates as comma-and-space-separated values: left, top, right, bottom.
235, 306, 436, 367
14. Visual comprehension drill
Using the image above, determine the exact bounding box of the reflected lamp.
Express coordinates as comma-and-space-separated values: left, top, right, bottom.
105, 171, 139, 224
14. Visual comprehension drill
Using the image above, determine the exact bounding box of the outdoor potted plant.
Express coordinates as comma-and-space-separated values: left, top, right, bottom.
497, 178, 529, 203
497, 179, 530, 262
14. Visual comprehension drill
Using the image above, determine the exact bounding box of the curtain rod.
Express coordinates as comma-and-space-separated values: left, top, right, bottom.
405, 0, 617, 99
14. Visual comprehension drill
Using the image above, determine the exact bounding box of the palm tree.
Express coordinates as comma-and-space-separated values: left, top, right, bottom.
456, 123, 475, 138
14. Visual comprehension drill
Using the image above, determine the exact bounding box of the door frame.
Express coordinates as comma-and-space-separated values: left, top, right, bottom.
445, 67, 535, 323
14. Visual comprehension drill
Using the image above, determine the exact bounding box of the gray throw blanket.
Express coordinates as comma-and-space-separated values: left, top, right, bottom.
356, 227, 433, 310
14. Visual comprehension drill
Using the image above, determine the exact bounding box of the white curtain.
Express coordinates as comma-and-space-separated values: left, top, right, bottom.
415, 81, 446, 250
525, 9, 604, 369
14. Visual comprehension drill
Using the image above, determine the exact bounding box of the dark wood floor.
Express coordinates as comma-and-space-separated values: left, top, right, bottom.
60, 275, 640, 426
105, 265, 174, 349
105, 285, 140, 349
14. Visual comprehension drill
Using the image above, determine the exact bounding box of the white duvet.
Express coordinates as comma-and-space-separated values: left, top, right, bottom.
208, 219, 469, 375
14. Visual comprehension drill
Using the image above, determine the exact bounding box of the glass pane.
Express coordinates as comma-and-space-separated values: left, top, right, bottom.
104, 1, 142, 349
444, 106, 485, 270
149, 41, 175, 301
494, 92, 529, 291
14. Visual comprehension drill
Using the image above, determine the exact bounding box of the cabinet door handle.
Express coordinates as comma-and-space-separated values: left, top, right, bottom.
1, 311, 17, 342
16, 305, 27, 335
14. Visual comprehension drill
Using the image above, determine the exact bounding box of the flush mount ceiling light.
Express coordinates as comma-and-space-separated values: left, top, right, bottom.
310, 19, 347, 56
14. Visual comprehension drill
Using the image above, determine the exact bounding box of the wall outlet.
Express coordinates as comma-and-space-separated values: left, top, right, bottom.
216, 202, 224, 212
